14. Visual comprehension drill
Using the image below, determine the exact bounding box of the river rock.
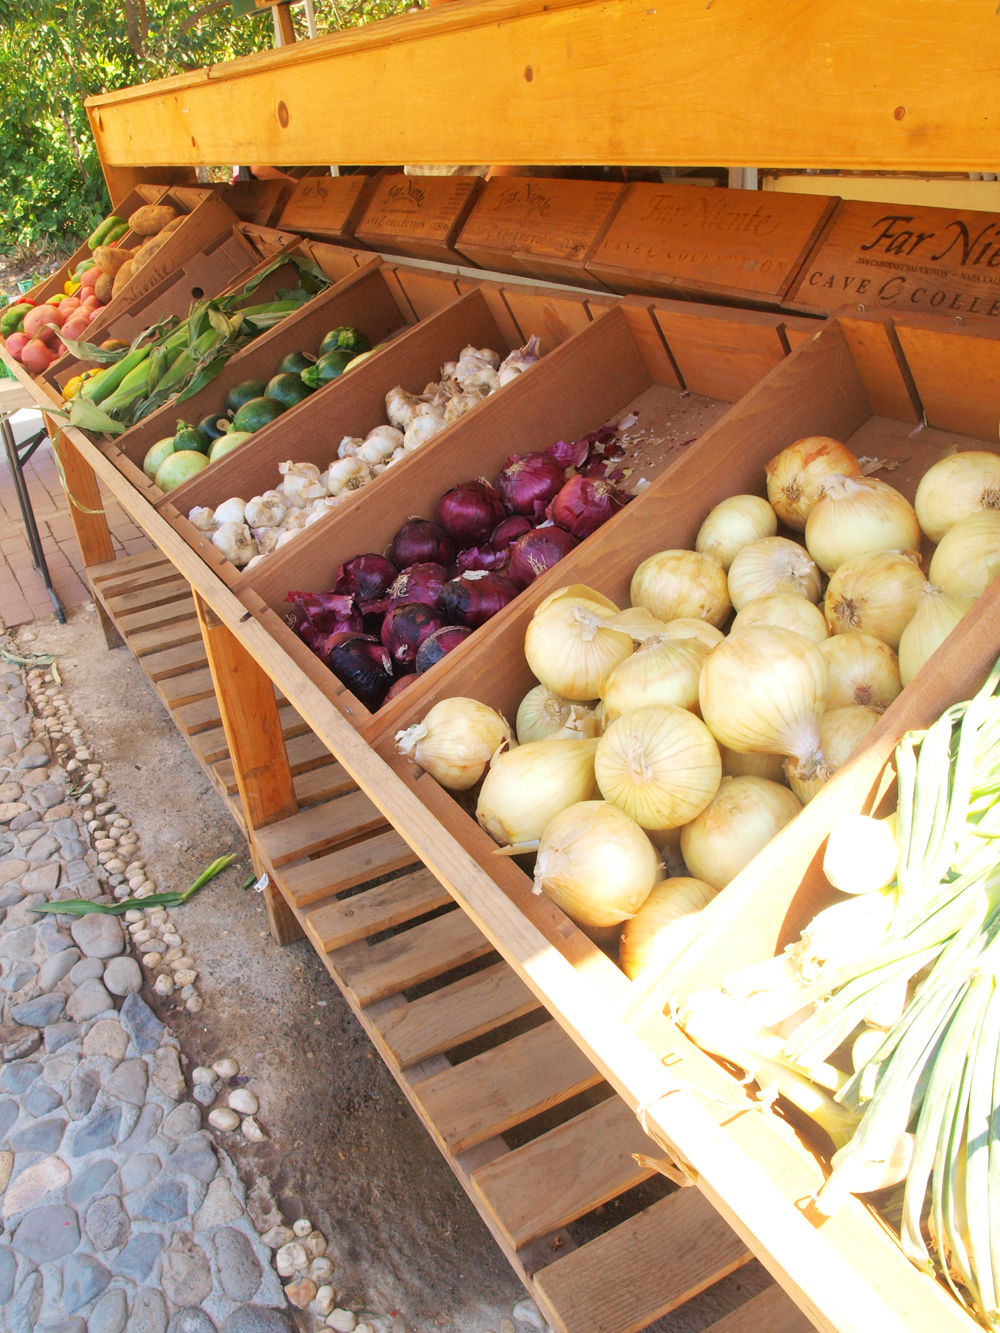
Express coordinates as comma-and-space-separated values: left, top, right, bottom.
11, 992, 65, 1026
22, 863, 60, 895
1, 1155, 71, 1218
214, 1226, 262, 1302
44, 1022, 80, 1053
85, 1192, 131, 1251
128, 1286, 169, 1333
120, 1151, 159, 1192
103, 1058, 147, 1105
0, 1242, 15, 1303
1, 959, 37, 992
66, 1158, 118, 1206
161, 1233, 212, 1308
1, 926, 37, 959
62, 1252, 111, 1312
69, 957, 104, 985
66, 1066, 101, 1119
193, 1176, 242, 1231
117, 1101, 162, 1156
37, 949, 80, 991
8, 1115, 66, 1154
219, 1308, 294, 1333
6, 1269, 42, 1333
151, 1045, 185, 1100
70, 914, 124, 959
164, 1130, 217, 1183
119, 993, 162, 1053
167, 1313, 218, 1333
66, 978, 113, 1022
112, 1230, 164, 1282
23, 1081, 62, 1115
162, 1101, 201, 1140
70, 1105, 120, 1157
88, 1286, 128, 1333
82, 1018, 127, 1061
1, 1060, 40, 1092
0, 858, 28, 884
102, 955, 141, 996
12, 1202, 80, 1262
0, 1098, 16, 1134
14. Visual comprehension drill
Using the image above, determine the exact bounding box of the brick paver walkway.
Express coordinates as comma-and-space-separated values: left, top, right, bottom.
1, 422, 153, 628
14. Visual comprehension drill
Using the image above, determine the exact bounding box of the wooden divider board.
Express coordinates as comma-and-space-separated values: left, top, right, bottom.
356, 174, 484, 264
786, 197, 1000, 318
586, 182, 838, 307
278, 173, 377, 243
455, 178, 626, 290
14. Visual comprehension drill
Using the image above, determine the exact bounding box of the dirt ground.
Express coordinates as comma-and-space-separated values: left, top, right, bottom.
18, 602, 772, 1333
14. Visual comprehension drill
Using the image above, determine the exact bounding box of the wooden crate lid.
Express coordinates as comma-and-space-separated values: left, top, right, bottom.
455, 176, 626, 266
786, 198, 1000, 317
278, 173, 376, 242
587, 182, 838, 303
355, 174, 483, 259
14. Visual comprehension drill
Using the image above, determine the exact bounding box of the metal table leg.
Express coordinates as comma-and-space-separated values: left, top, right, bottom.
1, 415, 66, 622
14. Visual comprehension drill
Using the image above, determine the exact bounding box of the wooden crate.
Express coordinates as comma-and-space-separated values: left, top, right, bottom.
355, 173, 484, 265
586, 182, 838, 308
455, 178, 627, 290
277, 173, 378, 244
786, 197, 1000, 317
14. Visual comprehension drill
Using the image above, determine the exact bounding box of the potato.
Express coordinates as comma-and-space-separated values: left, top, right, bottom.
159, 216, 185, 236
94, 272, 115, 305
132, 232, 170, 267
111, 260, 135, 297
128, 204, 178, 236
92, 245, 133, 276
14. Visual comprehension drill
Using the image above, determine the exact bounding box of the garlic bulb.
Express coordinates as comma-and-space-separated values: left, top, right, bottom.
823, 813, 897, 895
730, 592, 828, 645
699, 626, 828, 778
727, 537, 821, 611
600, 637, 706, 722
914, 449, 1000, 542
477, 739, 599, 847
660, 618, 726, 651
396, 697, 511, 790
680, 776, 801, 889
804, 475, 921, 575
695, 495, 777, 570
403, 408, 447, 451
443, 392, 482, 424
785, 704, 880, 803
356, 434, 397, 466
595, 704, 721, 830
188, 506, 216, 533
818, 632, 902, 712
532, 800, 659, 928
897, 582, 974, 686
719, 747, 787, 783
279, 461, 326, 505
386, 387, 424, 430
497, 336, 540, 385
214, 496, 247, 526
927, 510, 1000, 600
630, 550, 731, 627
244, 494, 287, 528
515, 685, 598, 743
326, 457, 372, 495
211, 520, 256, 568
525, 588, 632, 701
765, 437, 862, 530
619, 877, 717, 980
823, 549, 924, 648
338, 436, 363, 459
601, 607, 669, 642
252, 526, 282, 555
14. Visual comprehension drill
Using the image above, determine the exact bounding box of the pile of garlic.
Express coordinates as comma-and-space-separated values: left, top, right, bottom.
190, 337, 540, 572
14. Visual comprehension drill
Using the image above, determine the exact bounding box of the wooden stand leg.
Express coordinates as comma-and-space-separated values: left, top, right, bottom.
194, 592, 304, 945
47, 421, 123, 648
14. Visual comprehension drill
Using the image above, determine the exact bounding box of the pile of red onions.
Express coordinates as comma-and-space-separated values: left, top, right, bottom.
287, 420, 632, 709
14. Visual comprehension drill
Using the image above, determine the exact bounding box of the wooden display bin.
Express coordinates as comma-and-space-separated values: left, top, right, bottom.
277, 173, 378, 244
355, 173, 484, 265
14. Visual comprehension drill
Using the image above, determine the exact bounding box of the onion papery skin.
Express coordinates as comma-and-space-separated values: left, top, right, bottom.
696, 495, 777, 571
765, 437, 862, 530
727, 537, 822, 611
439, 570, 519, 628
660, 618, 726, 651
680, 776, 802, 889
414, 624, 472, 673
286, 590, 363, 645
437, 480, 507, 547
526, 594, 633, 701
492, 515, 535, 548
823, 549, 924, 648
914, 449, 1000, 542
387, 562, 450, 610
620, 877, 718, 979
804, 475, 921, 575
600, 637, 707, 723
516, 685, 597, 744
333, 554, 398, 613
497, 452, 566, 516
547, 437, 590, 470
389, 519, 456, 570
456, 545, 511, 573
818, 632, 902, 712
928, 510, 1000, 600
898, 583, 974, 687
385, 674, 418, 701
324, 632, 395, 710
546, 476, 628, 539
699, 626, 829, 776
785, 705, 880, 803
603, 607, 669, 642
380, 602, 446, 669
719, 747, 788, 783
533, 800, 659, 929
476, 738, 599, 846
630, 549, 731, 627
595, 703, 721, 830
396, 697, 511, 790
730, 591, 829, 645
509, 526, 579, 589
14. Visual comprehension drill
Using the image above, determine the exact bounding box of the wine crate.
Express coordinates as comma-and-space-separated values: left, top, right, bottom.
277, 173, 378, 244
355, 174, 484, 265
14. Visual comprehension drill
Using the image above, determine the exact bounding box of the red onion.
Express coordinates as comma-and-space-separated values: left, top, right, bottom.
508, 526, 579, 589
546, 476, 629, 540
415, 625, 472, 673
387, 562, 450, 610
390, 519, 456, 570
436, 480, 506, 547
385, 674, 419, 701
547, 438, 589, 470
380, 602, 445, 669
323, 632, 394, 709
286, 590, 362, 645
333, 555, 398, 614
439, 571, 519, 628
492, 515, 534, 548
496, 453, 565, 517
457, 545, 510, 573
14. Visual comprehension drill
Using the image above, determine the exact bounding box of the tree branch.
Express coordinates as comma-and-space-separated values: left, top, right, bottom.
175, 0, 230, 36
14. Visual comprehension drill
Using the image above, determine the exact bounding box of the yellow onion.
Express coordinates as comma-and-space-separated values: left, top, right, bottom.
897, 583, 974, 687
765, 437, 862, 530
595, 704, 721, 830
914, 450, 1000, 542
619, 877, 718, 979
695, 495, 777, 570
533, 800, 659, 928
525, 587, 633, 701
601, 606, 668, 642
538, 583, 619, 615
824, 549, 924, 648
681, 776, 802, 889
730, 592, 828, 645
804, 475, 921, 575
719, 746, 788, 783
600, 637, 707, 723
928, 510, 1000, 600
785, 705, 880, 803
476, 738, 599, 847
515, 685, 598, 743
630, 550, 731, 627
699, 626, 829, 780
396, 697, 511, 790
660, 618, 726, 651
727, 537, 821, 610
823, 813, 897, 895
818, 632, 902, 711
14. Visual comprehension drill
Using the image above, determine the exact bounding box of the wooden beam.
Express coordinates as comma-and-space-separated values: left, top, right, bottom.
84, 0, 1000, 173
